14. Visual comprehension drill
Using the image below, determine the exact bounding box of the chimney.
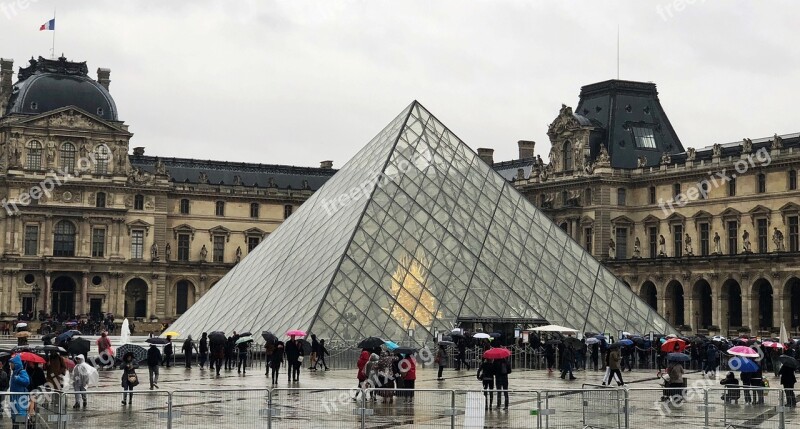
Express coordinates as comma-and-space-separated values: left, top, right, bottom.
477, 148, 494, 165
97, 68, 111, 90
133, 147, 145, 156
320, 160, 333, 169
518, 140, 535, 159
0, 58, 13, 116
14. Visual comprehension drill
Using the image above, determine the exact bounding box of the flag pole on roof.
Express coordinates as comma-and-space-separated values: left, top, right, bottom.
39, 8, 56, 58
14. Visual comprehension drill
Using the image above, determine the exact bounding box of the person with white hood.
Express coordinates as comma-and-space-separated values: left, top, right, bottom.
72, 355, 98, 409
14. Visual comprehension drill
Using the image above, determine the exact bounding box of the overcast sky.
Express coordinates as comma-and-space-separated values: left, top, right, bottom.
2, 0, 798, 168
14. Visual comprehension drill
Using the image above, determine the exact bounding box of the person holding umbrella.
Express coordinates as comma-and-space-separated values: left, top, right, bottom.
162, 335, 174, 368
493, 355, 512, 410
236, 335, 252, 375
120, 352, 139, 405
560, 345, 576, 380
147, 344, 161, 389
269, 341, 284, 385
284, 335, 301, 382
778, 358, 797, 407
182, 336, 197, 369
208, 332, 226, 377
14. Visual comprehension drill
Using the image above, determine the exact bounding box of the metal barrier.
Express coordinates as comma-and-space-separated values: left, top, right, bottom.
63, 390, 170, 429
270, 388, 362, 428
171, 388, 269, 428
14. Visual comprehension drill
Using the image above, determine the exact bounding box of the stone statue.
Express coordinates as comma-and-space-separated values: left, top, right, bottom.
772, 134, 783, 150
597, 145, 610, 164
198, 172, 208, 183
773, 228, 785, 252
46, 141, 56, 163
686, 147, 696, 161
539, 166, 549, 182
154, 158, 166, 175
11, 144, 22, 168
583, 159, 595, 175
79, 143, 88, 159
633, 237, 641, 258
742, 230, 751, 253
150, 242, 159, 261
233, 175, 242, 186
165, 243, 171, 261
660, 152, 671, 165
199, 245, 208, 262
713, 232, 721, 254
742, 138, 753, 153
684, 234, 693, 256
637, 155, 647, 168
536, 154, 544, 170
235, 246, 242, 263
302, 179, 310, 189
548, 147, 560, 169
659, 234, 667, 257
116, 146, 127, 167
712, 143, 722, 158
608, 239, 616, 259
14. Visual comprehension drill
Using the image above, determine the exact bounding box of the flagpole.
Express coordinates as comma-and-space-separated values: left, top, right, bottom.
51, 8, 56, 59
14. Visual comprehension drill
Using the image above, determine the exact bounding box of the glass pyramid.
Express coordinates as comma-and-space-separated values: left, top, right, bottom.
168, 102, 673, 345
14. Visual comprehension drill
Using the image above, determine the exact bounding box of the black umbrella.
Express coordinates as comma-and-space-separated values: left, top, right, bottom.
117, 344, 147, 363
297, 339, 312, 354
41, 333, 57, 345
545, 339, 562, 346
667, 353, 690, 362
608, 342, 623, 349
261, 331, 278, 344
66, 338, 90, 356
489, 332, 502, 338
11, 346, 32, 353
34, 345, 67, 355
238, 332, 253, 337
394, 347, 417, 355
145, 338, 169, 345
564, 337, 582, 348
779, 355, 799, 369
357, 337, 385, 349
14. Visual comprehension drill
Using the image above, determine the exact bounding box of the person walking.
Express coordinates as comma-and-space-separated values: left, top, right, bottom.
224, 333, 237, 371
284, 336, 301, 382
182, 336, 197, 369
355, 350, 370, 400
72, 355, 93, 409
436, 344, 448, 380
364, 353, 380, 402
740, 369, 753, 404
704, 343, 718, 377
493, 357, 511, 410
606, 347, 624, 386
269, 342, 284, 385
314, 339, 329, 370
456, 340, 470, 371
778, 362, 797, 407
199, 333, 209, 370
544, 342, 556, 373
120, 352, 139, 405
264, 341, 276, 376
210, 338, 225, 377
162, 336, 174, 368
399, 353, 416, 403
147, 344, 161, 389
749, 361, 765, 405
560, 346, 576, 380
477, 358, 495, 409
96, 331, 113, 369
9, 355, 30, 429
309, 335, 320, 371
590, 342, 599, 371
236, 338, 250, 375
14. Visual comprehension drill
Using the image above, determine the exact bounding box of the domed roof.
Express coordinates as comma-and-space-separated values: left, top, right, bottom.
6, 56, 117, 121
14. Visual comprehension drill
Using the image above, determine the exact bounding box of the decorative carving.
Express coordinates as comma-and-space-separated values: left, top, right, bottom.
127, 167, 154, 185
771, 134, 783, 150
773, 228, 785, 252
710, 273, 719, 280
144, 197, 154, 210
682, 272, 691, 281
165, 243, 171, 261
154, 158, 166, 175
659, 234, 667, 257
633, 237, 641, 258
46, 141, 56, 164
608, 239, 616, 259
235, 246, 242, 263
267, 177, 276, 188
636, 155, 647, 168
713, 232, 722, 254
302, 180, 310, 190
124, 194, 133, 208
151, 242, 159, 261
198, 172, 208, 183
660, 152, 671, 165
772, 271, 781, 280
684, 234, 693, 256
742, 230, 752, 253
712, 143, 722, 158
583, 160, 595, 175
596, 145, 610, 165
199, 245, 208, 262
686, 147, 696, 161
742, 138, 753, 153
741, 272, 750, 280
233, 175, 242, 186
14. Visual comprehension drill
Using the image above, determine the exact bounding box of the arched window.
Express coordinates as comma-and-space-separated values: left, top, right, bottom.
96, 192, 106, 208
562, 141, 573, 171
176, 280, 191, 314
27, 140, 43, 170
134, 194, 144, 210
59, 142, 76, 173
94, 144, 110, 174
53, 220, 77, 257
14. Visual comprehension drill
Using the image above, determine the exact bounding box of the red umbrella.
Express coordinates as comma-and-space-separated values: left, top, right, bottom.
64, 358, 76, 370
483, 348, 511, 360
15, 352, 46, 364
661, 338, 686, 353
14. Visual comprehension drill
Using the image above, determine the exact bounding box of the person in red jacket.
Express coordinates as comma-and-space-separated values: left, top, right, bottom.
354, 350, 370, 401
400, 354, 416, 403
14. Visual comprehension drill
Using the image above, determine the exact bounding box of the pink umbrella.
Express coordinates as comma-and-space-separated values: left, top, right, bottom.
762, 340, 778, 348
727, 346, 759, 358
286, 329, 306, 337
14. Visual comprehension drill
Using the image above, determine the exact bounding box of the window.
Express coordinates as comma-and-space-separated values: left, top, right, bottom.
757, 173, 766, 193
95, 192, 106, 208
176, 281, 190, 314
94, 145, 110, 174
562, 141, 573, 171
130, 230, 144, 259
673, 183, 681, 198
648, 226, 658, 258
59, 143, 76, 173
727, 221, 738, 255
649, 186, 656, 205
584, 188, 592, 206
134, 194, 144, 210
615, 227, 627, 259
699, 181, 709, 200
179, 199, 190, 215
632, 126, 657, 149
789, 216, 799, 252
92, 227, 105, 258
673, 225, 683, 257
53, 220, 76, 257
213, 235, 225, 263
617, 188, 626, 206
248, 236, 260, 253
26, 140, 43, 170
177, 234, 190, 262
284, 204, 293, 219
250, 202, 259, 219
790, 170, 798, 191
757, 218, 768, 253
584, 228, 593, 253
215, 201, 225, 217
728, 177, 737, 197
24, 225, 39, 256
699, 223, 710, 256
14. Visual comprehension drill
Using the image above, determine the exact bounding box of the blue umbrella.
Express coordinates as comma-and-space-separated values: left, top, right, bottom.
384, 340, 399, 351
667, 353, 690, 362
619, 339, 634, 346
593, 334, 606, 340
729, 357, 759, 373
56, 330, 81, 344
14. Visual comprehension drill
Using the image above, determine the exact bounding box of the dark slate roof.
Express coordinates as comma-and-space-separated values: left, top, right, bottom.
493, 158, 536, 182
129, 155, 337, 190
575, 80, 684, 169
6, 56, 118, 121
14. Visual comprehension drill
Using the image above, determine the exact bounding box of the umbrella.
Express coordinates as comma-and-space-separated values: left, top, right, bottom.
64, 359, 76, 370
473, 333, 491, 340
41, 333, 57, 344
564, 337, 582, 348
286, 329, 306, 337
238, 332, 253, 337
261, 331, 278, 344
666, 353, 690, 363
16, 331, 30, 338
593, 334, 607, 340
438, 340, 455, 346
0, 352, 9, 358
608, 342, 623, 349
297, 339, 312, 354
56, 330, 81, 344
357, 337, 385, 349
235, 336, 254, 346
450, 328, 464, 337
666, 334, 678, 339
66, 338, 91, 356
661, 338, 686, 353
64, 321, 78, 327
15, 352, 45, 364
545, 339, 562, 346
484, 348, 512, 359
530, 324, 578, 333
489, 332, 502, 338
117, 344, 147, 363
34, 345, 67, 355
631, 337, 647, 345
209, 331, 227, 344
384, 341, 400, 350
15, 322, 27, 329
618, 339, 634, 346
727, 346, 759, 358
163, 331, 180, 338
622, 332, 632, 337
729, 357, 760, 372
145, 338, 169, 345
779, 355, 799, 369
585, 337, 600, 345
394, 347, 417, 355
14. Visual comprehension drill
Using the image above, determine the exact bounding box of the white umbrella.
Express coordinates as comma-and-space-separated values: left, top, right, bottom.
473, 333, 491, 339
530, 324, 578, 333
780, 321, 789, 345
15, 322, 27, 328
585, 337, 600, 345
622, 332, 632, 337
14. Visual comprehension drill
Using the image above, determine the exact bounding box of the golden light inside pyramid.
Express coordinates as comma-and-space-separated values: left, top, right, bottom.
389, 251, 440, 329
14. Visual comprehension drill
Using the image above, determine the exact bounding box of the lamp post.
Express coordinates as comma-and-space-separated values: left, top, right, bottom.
31, 283, 41, 317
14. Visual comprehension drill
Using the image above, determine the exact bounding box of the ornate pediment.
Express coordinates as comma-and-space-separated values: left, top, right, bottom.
691, 210, 713, 219
172, 224, 196, 240
665, 212, 686, 223
611, 215, 635, 225
547, 104, 590, 137
642, 214, 662, 225
720, 207, 742, 220
126, 219, 151, 236
16, 107, 129, 134
209, 225, 231, 242
244, 227, 267, 238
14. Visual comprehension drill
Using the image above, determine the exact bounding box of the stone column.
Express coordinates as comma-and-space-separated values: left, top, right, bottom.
43, 271, 51, 315
81, 272, 89, 316
115, 274, 125, 317
742, 293, 753, 335
773, 290, 783, 334
685, 298, 695, 332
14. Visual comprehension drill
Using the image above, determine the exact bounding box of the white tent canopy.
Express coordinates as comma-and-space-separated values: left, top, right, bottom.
530, 324, 578, 333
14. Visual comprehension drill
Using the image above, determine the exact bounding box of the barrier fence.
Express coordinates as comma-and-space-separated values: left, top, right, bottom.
0, 386, 795, 428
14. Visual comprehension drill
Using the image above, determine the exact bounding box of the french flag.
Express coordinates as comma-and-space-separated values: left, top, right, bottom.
39, 18, 55, 31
